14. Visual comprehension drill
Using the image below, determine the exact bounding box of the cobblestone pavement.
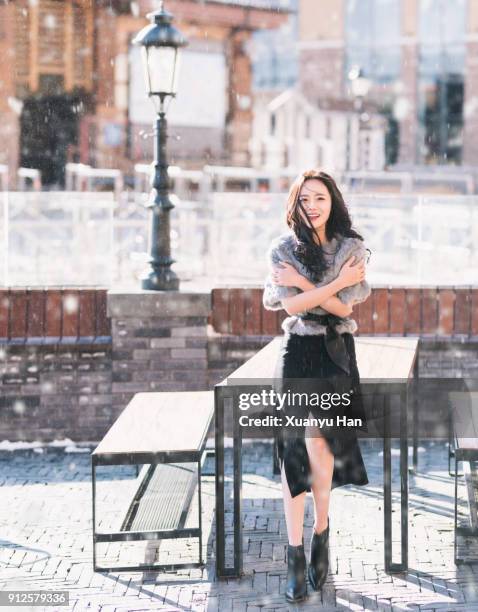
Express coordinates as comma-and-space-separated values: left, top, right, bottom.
0, 440, 478, 611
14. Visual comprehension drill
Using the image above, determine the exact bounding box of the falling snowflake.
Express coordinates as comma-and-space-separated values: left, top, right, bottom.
63, 295, 79, 314
43, 14, 56, 29
41, 381, 54, 394
393, 97, 411, 121
13, 400, 26, 415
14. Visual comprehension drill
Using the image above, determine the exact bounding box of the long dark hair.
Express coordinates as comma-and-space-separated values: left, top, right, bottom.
286, 169, 365, 282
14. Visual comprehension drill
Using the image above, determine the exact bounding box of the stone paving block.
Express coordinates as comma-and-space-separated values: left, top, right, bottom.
0, 442, 477, 610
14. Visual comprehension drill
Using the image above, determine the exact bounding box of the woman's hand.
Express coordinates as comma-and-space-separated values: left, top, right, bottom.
271, 261, 304, 288
337, 256, 366, 288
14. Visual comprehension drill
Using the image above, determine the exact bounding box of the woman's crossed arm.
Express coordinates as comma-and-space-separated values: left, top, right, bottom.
274, 257, 365, 317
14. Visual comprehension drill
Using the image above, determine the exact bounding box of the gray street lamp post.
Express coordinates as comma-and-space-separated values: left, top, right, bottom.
133, 2, 188, 291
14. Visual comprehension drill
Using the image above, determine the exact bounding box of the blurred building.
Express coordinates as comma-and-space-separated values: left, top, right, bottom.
299, 0, 478, 167
0, 0, 288, 187
249, 0, 387, 173
250, 0, 298, 91
251, 89, 386, 172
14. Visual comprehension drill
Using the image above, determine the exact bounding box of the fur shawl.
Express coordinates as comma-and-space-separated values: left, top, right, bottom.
262, 230, 371, 336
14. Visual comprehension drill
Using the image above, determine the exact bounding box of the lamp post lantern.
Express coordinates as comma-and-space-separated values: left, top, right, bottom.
348, 66, 372, 170
133, 2, 188, 291
348, 66, 372, 114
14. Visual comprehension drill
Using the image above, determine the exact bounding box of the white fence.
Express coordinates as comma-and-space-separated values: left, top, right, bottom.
1, 192, 114, 287
1, 191, 478, 287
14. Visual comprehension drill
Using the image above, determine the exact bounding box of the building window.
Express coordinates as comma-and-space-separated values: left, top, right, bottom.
344, 0, 401, 84
419, 0, 466, 45
417, 0, 466, 163
251, 0, 298, 91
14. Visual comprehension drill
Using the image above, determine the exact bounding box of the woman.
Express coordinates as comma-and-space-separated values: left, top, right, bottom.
262, 169, 371, 603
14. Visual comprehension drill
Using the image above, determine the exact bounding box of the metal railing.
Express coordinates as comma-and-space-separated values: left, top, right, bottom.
1, 191, 477, 287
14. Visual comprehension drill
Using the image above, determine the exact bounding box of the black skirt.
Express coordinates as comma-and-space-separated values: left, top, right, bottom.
273, 332, 369, 498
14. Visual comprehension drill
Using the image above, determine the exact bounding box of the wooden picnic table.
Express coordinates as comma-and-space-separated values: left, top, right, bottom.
214, 336, 419, 578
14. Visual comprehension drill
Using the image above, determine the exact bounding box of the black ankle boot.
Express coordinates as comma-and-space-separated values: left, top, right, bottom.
308, 521, 329, 591
285, 543, 307, 603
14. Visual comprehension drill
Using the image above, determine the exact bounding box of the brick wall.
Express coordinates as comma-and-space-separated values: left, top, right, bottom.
107, 291, 210, 418
1, 286, 478, 442
210, 287, 478, 338
1, 343, 112, 441
209, 286, 478, 439
0, 288, 110, 341
0, 289, 112, 440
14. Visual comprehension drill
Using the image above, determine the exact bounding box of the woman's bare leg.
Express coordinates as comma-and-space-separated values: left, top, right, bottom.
305, 423, 334, 535
281, 462, 306, 545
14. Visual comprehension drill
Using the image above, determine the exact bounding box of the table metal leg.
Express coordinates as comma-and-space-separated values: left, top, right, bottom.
214, 385, 226, 577
232, 388, 243, 577
272, 437, 280, 475
383, 388, 408, 573
448, 405, 454, 476
411, 357, 419, 475
214, 384, 243, 578
383, 393, 392, 572
400, 386, 409, 570
454, 453, 459, 564
448, 400, 463, 478
92, 459, 97, 571
198, 458, 203, 565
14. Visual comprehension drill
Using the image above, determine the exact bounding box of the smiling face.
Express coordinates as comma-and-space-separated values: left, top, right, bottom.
297, 178, 332, 231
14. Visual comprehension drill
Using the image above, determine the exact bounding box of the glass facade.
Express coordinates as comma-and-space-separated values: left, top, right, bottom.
251, 0, 298, 91
344, 0, 401, 163
417, 0, 466, 163
345, 0, 401, 84
344, 0, 467, 164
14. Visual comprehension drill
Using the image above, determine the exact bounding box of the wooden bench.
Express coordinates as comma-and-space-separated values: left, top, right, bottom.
450, 390, 478, 564
91, 390, 214, 572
